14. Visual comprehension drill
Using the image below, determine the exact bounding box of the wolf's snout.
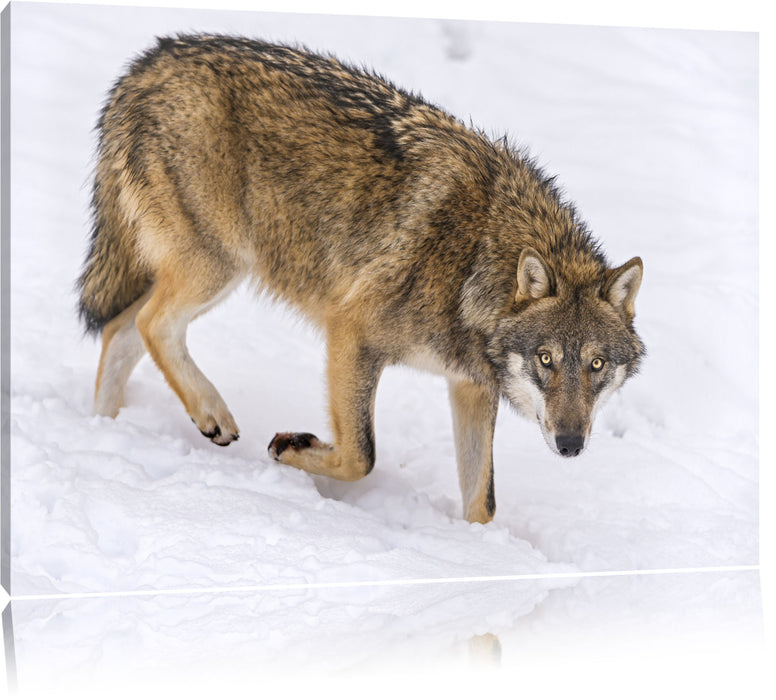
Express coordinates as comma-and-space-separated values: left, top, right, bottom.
556, 434, 584, 457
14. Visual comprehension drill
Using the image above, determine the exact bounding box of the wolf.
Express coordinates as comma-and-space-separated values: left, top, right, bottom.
77, 35, 645, 524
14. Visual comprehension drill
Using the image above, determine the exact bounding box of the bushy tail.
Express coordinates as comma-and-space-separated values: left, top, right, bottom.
76, 210, 153, 336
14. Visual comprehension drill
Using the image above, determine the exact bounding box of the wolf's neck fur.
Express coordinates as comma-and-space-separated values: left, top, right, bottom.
493, 145, 608, 291
457, 141, 609, 331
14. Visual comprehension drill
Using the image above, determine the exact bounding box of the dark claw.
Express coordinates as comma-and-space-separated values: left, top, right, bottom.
269, 432, 319, 459
290, 432, 316, 449
200, 424, 222, 439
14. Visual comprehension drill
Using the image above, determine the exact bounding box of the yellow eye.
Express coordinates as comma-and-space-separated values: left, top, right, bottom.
591, 358, 604, 372
539, 352, 553, 367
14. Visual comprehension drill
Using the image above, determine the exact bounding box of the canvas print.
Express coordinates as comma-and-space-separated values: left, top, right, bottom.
1, 3, 758, 599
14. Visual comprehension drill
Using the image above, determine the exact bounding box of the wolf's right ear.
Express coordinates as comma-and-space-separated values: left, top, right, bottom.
604, 256, 643, 323
516, 247, 551, 302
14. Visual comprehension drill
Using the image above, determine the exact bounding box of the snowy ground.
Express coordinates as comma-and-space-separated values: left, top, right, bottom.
2, 2, 761, 690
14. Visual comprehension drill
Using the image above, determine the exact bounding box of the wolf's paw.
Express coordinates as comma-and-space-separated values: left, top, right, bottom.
268, 432, 326, 462
193, 414, 239, 446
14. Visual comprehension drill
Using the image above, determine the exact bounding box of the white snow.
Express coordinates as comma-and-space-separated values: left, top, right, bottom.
5, 3, 758, 602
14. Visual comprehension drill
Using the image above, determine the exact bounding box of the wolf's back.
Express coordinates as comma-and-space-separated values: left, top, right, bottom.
76, 33, 448, 336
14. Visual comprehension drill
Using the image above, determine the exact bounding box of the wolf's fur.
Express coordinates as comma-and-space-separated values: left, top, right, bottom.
77, 35, 645, 523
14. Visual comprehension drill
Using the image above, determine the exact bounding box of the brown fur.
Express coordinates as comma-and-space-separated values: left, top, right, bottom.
78, 35, 645, 523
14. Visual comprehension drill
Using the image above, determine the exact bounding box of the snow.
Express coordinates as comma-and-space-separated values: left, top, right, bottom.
1, 1, 762, 692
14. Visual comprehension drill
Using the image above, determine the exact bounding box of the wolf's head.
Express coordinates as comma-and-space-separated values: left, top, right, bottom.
489, 248, 644, 457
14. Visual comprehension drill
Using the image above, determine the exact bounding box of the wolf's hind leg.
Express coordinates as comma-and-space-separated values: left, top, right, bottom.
268, 323, 385, 480
94, 287, 154, 418
134, 271, 240, 446
448, 378, 498, 524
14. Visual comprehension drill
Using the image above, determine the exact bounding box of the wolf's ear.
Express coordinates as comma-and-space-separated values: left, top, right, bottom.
516, 247, 552, 302
604, 257, 643, 323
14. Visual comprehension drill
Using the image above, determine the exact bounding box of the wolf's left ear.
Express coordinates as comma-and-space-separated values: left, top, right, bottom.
604, 257, 643, 323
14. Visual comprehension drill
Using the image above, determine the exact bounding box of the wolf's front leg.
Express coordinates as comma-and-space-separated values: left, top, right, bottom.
268, 324, 385, 481
448, 378, 499, 524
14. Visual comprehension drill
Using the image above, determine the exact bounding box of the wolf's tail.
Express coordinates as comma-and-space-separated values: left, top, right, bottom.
76, 205, 153, 336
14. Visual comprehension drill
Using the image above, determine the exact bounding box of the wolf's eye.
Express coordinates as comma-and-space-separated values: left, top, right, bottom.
539, 352, 553, 368
591, 358, 605, 372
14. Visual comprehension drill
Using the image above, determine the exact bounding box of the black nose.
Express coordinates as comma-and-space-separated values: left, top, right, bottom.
556, 434, 585, 457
